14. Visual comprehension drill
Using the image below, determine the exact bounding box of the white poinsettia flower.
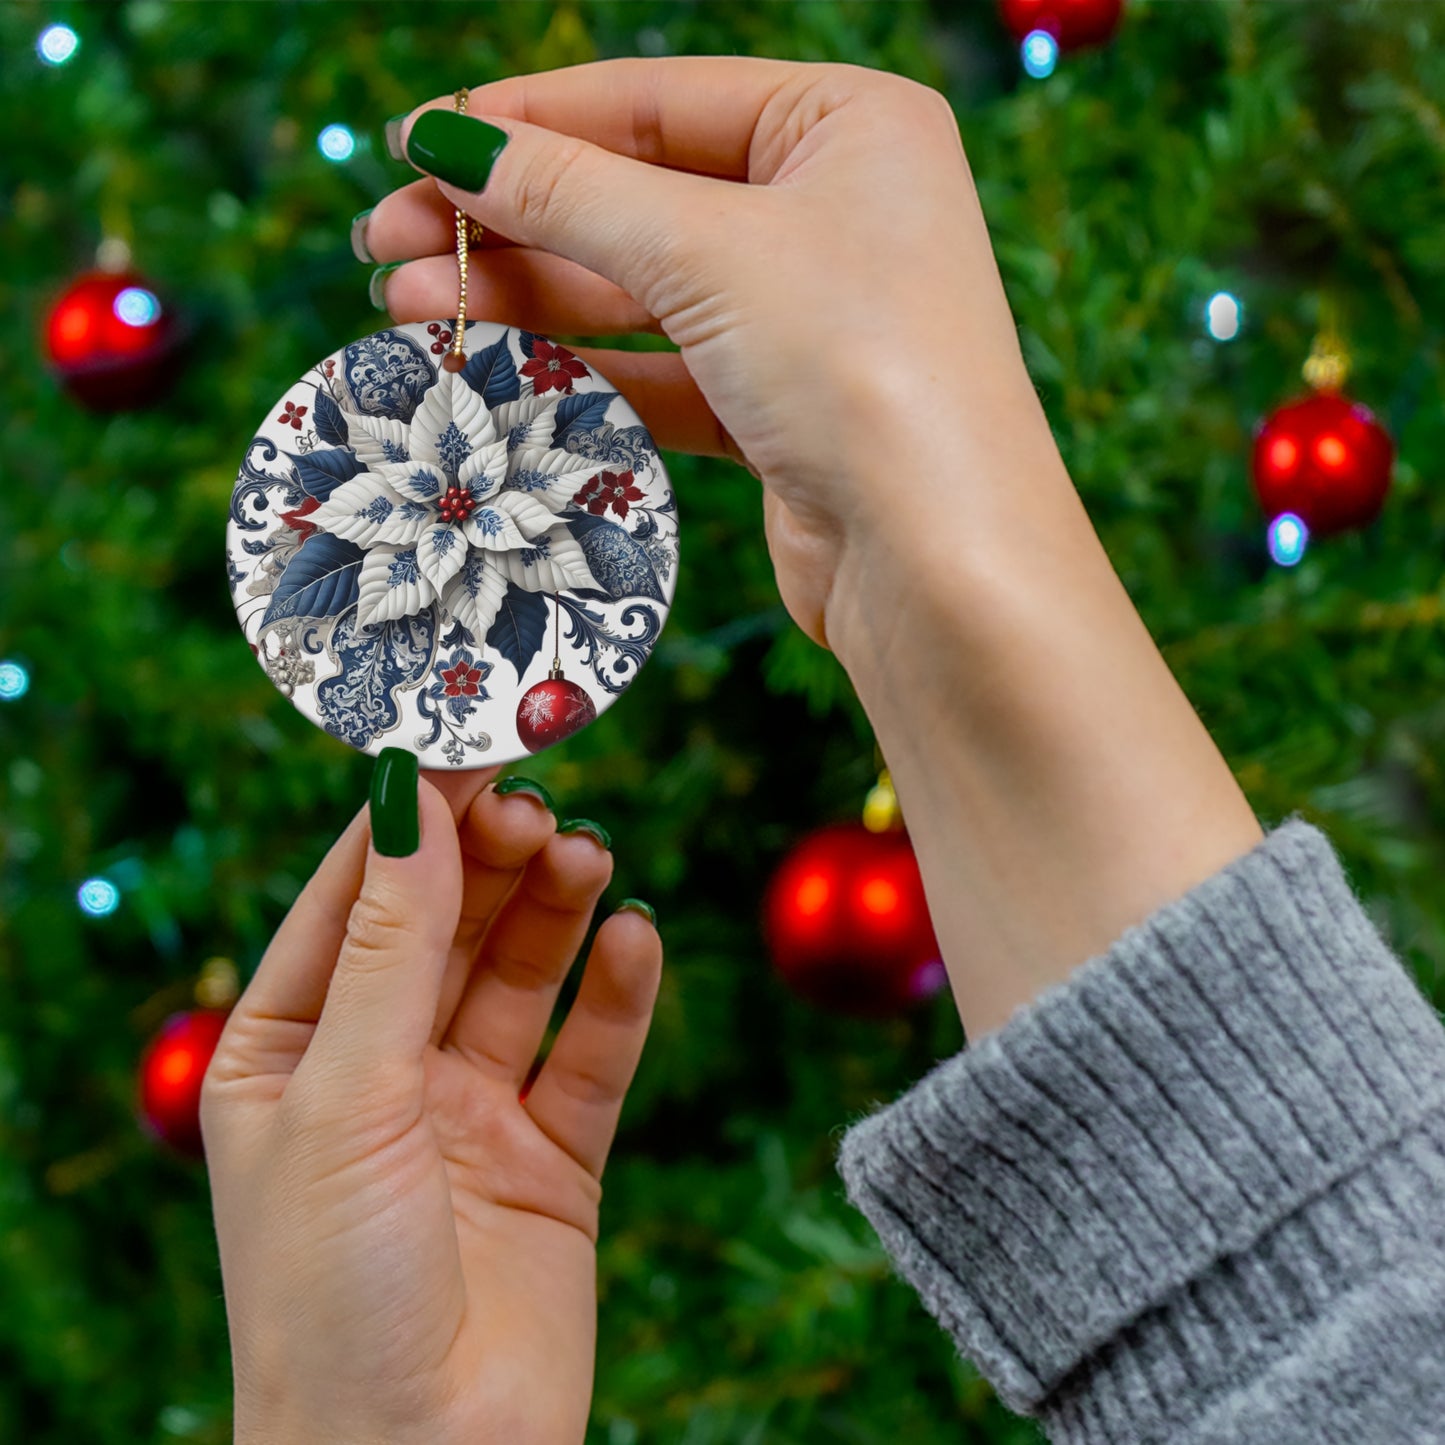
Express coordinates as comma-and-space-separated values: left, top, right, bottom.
307, 369, 608, 637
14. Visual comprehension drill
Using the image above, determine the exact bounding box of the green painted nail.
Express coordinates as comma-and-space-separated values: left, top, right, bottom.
350, 207, 375, 264
370, 748, 419, 857
384, 113, 409, 162
617, 898, 656, 926
368, 261, 403, 311
493, 775, 555, 812
558, 818, 611, 850
404, 109, 510, 192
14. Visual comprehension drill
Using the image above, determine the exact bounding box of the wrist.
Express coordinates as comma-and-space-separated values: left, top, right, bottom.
822, 409, 1262, 1039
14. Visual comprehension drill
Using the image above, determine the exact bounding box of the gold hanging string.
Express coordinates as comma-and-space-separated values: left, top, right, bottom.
1303, 292, 1350, 393
441, 88, 482, 373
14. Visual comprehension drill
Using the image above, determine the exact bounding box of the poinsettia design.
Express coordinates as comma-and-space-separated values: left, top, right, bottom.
439, 653, 489, 698
572, 468, 645, 521
521, 339, 589, 396
304, 368, 607, 640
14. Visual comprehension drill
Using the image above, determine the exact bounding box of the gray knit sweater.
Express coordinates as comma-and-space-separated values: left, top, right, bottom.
836, 817, 1445, 1443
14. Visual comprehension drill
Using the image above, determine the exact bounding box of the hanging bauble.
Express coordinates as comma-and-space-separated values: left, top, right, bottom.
137, 1009, 230, 1158
1251, 392, 1393, 538
998, 0, 1125, 50
516, 665, 598, 753
763, 821, 945, 1017
44, 268, 182, 410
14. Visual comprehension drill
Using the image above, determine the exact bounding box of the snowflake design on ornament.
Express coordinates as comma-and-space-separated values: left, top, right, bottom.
519, 690, 555, 728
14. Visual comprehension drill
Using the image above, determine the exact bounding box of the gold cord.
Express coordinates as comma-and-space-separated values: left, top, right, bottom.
442, 87, 479, 372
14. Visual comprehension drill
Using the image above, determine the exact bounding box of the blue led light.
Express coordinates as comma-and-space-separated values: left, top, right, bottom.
1022, 29, 1059, 79
1205, 291, 1242, 342
114, 287, 161, 328
78, 878, 121, 918
38, 24, 79, 66
1268, 512, 1309, 567
0, 660, 29, 701
318, 124, 356, 162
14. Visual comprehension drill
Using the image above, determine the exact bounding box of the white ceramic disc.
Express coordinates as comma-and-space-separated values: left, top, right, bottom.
226, 321, 678, 766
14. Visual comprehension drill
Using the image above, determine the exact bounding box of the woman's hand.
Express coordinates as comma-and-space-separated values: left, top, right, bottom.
363, 56, 1050, 656
363, 59, 1263, 1040
202, 760, 661, 1445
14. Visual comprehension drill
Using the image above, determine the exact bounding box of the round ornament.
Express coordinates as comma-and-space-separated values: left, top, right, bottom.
226, 321, 678, 767
137, 1008, 230, 1158
44, 268, 181, 411
998, 0, 1124, 49
763, 822, 946, 1017
1251, 391, 1393, 537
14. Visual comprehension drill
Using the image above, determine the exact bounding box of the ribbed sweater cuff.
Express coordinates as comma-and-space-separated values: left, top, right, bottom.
836, 817, 1445, 1429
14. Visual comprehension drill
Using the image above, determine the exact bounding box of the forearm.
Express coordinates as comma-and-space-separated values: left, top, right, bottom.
826, 384, 1262, 1040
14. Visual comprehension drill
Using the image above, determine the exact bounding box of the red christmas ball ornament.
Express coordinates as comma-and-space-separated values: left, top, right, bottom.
1251, 392, 1394, 537
137, 1008, 230, 1158
998, 0, 1124, 50
763, 822, 946, 1017
44, 268, 182, 410
516, 668, 598, 753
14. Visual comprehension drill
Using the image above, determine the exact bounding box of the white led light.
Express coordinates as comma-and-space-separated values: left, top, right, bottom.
38, 24, 79, 66
0, 660, 29, 700
114, 287, 161, 327
1205, 291, 1242, 341
318, 124, 356, 162
1022, 30, 1059, 80
78, 878, 121, 917
1267, 512, 1308, 567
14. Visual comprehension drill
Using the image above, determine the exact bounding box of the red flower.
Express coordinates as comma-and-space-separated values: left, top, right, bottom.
278, 401, 309, 430
520, 338, 590, 396
440, 660, 485, 697
571, 469, 645, 521
278, 494, 322, 541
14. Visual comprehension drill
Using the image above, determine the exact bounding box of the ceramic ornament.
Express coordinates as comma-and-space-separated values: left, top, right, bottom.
225, 320, 678, 767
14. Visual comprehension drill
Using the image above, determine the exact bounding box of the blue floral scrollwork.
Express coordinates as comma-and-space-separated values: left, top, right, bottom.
316, 604, 438, 749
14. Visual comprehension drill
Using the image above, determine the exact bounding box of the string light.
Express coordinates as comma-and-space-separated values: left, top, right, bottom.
317, 124, 356, 162
1205, 291, 1242, 341
37, 24, 79, 66
1021, 30, 1060, 78
77, 877, 121, 917
0, 660, 29, 701
1267, 512, 1309, 567
114, 287, 162, 328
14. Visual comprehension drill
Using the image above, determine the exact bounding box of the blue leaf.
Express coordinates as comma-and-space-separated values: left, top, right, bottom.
517, 330, 541, 360
461, 334, 520, 408
564, 512, 665, 602
485, 582, 549, 682
551, 391, 617, 448
313, 390, 349, 447
262, 534, 365, 626
289, 446, 365, 501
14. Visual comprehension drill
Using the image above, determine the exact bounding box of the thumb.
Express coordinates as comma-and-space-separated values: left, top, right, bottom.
301, 750, 462, 1092
398, 106, 745, 318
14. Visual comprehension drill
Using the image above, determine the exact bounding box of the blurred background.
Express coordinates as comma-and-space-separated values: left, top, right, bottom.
2, 1, 1444, 1441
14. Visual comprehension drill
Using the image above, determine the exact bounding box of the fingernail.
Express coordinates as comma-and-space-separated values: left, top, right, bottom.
405, 110, 510, 193
369, 261, 403, 311
493, 775, 555, 812
384, 113, 409, 162
558, 818, 611, 850
370, 747, 419, 857
617, 897, 656, 926
350, 207, 375, 264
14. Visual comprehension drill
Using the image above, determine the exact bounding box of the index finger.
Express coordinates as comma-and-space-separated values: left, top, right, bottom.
406, 54, 811, 182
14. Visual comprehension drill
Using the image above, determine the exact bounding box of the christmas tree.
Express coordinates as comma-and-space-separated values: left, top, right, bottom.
3, 3, 1443, 1441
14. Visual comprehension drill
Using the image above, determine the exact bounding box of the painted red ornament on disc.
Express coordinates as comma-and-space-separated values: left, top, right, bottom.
763, 822, 945, 1017
1251, 392, 1394, 537
44, 269, 181, 410
998, 0, 1124, 49
516, 673, 597, 753
137, 1009, 230, 1158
